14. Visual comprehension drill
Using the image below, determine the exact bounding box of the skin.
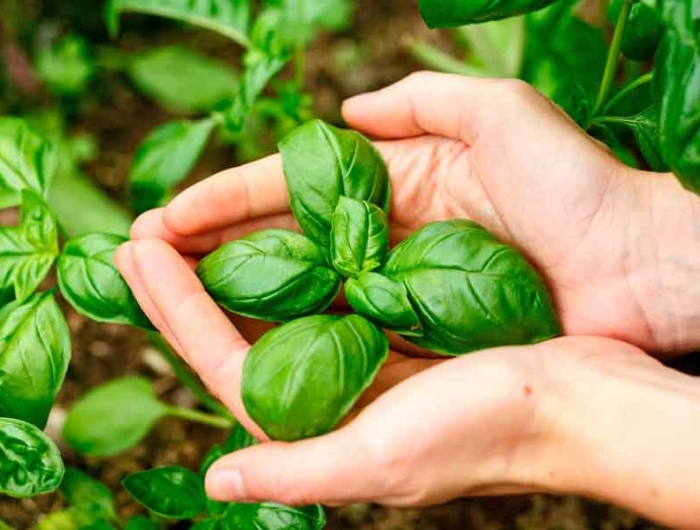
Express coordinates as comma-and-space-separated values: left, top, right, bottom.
116, 73, 700, 528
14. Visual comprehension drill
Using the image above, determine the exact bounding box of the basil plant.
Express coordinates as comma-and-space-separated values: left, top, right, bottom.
197, 119, 561, 442
417, 0, 700, 196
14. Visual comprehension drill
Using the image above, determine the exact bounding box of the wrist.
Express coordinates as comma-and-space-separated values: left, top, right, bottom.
625, 167, 700, 355
528, 337, 700, 528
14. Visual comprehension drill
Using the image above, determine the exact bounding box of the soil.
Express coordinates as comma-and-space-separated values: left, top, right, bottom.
0, 0, 674, 528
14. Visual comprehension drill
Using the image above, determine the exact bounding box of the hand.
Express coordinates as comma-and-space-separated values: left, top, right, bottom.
128, 72, 700, 357
111, 235, 700, 528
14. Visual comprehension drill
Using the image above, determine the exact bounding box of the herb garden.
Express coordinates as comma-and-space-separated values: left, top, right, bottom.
0, 0, 697, 528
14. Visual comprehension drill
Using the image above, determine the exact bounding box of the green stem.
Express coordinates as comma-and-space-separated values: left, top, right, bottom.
588, 115, 640, 127
601, 71, 654, 114
149, 333, 233, 419
589, 0, 634, 122
408, 39, 489, 78
165, 405, 233, 429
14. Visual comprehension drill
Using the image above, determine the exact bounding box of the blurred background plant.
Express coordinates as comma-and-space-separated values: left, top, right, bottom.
0, 0, 675, 527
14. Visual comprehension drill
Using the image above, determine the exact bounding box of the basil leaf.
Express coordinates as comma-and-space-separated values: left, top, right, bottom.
383, 220, 560, 356
331, 197, 389, 277
125, 516, 159, 530
607, 107, 668, 172
345, 272, 423, 336
243, 314, 388, 441
0, 117, 56, 208
223, 502, 326, 530
128, 118, 215, 214
265, 0, 353, 46
0, 292, 70, 428
122, 466, 206, 520
57, 233, 152, 330
106, 0, 251, 46
127, 46, 239, 114
279, 120, 391, 248
0, 417, 64, 498
35, 34, 95, 96
419, 0, 556, 26
63, 377, 167, 457
197, 229, 341, 322
0, 190, 59, 304
60, 468, 116, 522
221, 10, 291, 134
655, 30, 700, 192
520, 0, 608, 117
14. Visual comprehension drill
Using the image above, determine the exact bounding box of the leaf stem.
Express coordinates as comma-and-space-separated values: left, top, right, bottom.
164, 406, 233, 429
590, 0, 634, 121
601, 71, 654, 115
149, 333, 232, 419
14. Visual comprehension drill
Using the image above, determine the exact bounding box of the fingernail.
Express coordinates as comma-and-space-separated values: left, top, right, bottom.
207, 469, 249, 502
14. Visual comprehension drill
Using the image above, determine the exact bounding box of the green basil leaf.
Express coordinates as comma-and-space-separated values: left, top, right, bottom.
243, 314, 388, 441
106, 0, 251, 46
0, 190, 59, 303
608, 0, 664, 61
419, 0, 556, 26
0, 292, 70, 428
63, 377, 167, 457
264, 0, 353, 46
655, 30, 700, 192
57, 233, 153, 330
279, 120, 391, 248
331, 197, 389, 277
223, 502, 326, 530
660, 0, 700, 51
345, 272, 423, 336
122, 466, 206, 520
197, 229, 341, 321
60, 468, 116, 522
127, 46, 239, 114
125, 516, 159, 530
221, 10, 291, 134
0, 117, 56, 208
35, 34, 95, 96
0, 417, 64, 498
223, 422, 258, 452
520, 0, 608, 117
128, 118, 214, 214
383, 220, 560, 356
607, 107, 668, 171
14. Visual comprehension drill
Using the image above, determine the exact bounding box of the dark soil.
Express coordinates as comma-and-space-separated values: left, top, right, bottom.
0, 0, 668, 528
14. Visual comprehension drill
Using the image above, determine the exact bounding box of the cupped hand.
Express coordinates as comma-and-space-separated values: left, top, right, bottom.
128, 72, 700, 356
115, 72, 700, 528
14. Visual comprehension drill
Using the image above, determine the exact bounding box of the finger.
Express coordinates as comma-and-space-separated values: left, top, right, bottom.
206, 426, 384, 506
129, 238, 264, 437
132, 207, 298, 255
163, 155, 289, 236
115, 242, 186, 355
342, 72, 504, 142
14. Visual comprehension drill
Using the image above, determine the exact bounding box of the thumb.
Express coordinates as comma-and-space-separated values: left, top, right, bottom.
342, 71, 516, 142
205, 427, 387, 507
